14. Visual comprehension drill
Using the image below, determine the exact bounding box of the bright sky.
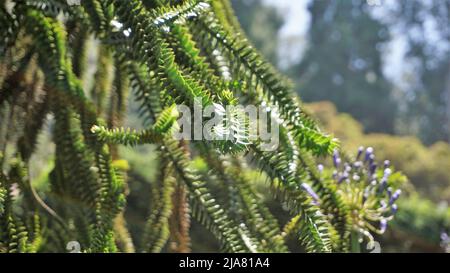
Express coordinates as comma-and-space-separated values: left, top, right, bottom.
263, 0, 311, 37
263, 0, 311, 68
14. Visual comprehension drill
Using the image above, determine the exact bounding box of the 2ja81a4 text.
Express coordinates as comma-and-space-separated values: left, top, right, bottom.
179, 256, 270, 271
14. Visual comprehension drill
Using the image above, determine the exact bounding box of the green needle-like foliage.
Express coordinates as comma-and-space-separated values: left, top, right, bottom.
0, 0, 405, 253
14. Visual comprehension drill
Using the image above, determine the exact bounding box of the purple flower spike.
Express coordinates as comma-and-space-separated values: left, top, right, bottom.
389, 189, 401, 205
380, 219, 388, 233
353, 161, 363, 169
369, 154, 375, 166
378, 178, 387, 193
364, 147, 374, 162
384, 160, 390, 168
301, 183, 320, 204
344, 164, 352, 173
317, 164, 324, 173
441, 232, 449, 242
356, 146, 364, 160
391, 204, 398, 214
333, 150, 341, 168
387, 188, 393, 199
369, 162, 377, 175
338, 172, 348, 184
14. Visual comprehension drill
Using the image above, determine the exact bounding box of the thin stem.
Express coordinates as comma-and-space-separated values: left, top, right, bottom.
351, 231, 361, 253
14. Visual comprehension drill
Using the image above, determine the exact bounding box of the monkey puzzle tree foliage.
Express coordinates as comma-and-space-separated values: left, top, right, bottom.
0, 0, 403, 253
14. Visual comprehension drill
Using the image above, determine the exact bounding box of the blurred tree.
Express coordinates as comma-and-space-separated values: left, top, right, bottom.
295, 0, 397, 133
231, 0, 283, 64
382, 0, 450, 145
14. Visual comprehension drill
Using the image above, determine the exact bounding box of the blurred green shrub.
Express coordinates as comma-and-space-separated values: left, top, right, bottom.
392, 195, 449, 248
